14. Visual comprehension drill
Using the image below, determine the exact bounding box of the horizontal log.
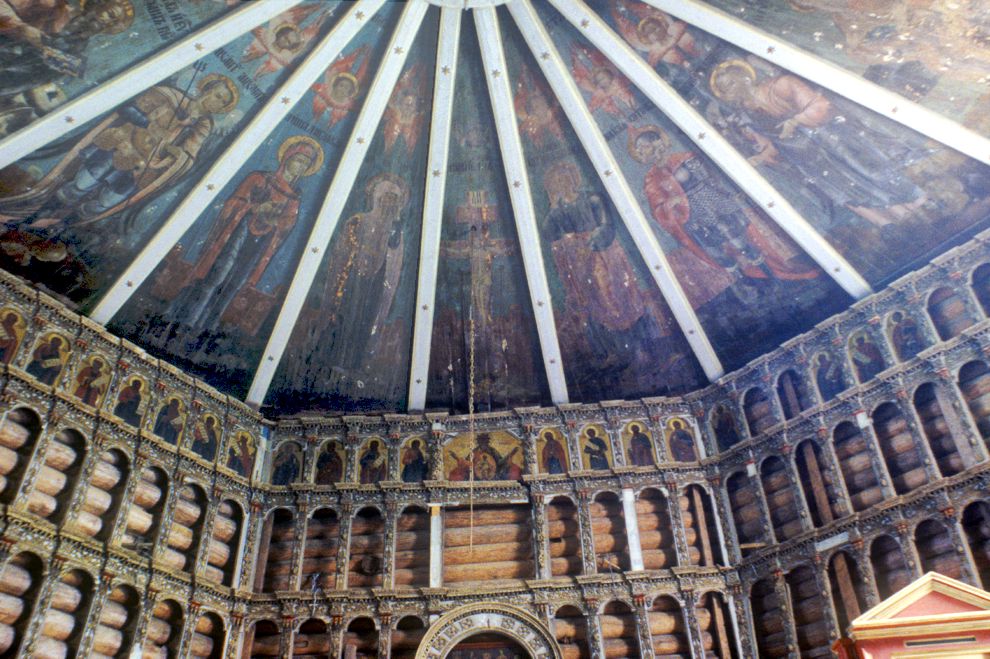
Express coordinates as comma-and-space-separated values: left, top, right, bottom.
165, 524, 194, 552
444, 560, 534, 583
548, 519, 579, 538
125, 506, 154, 536
761, 469, 792, 491
211, 514, 238, 543
643, 548, 681, 569
601, 636, 641, 658
145, 617, 174, 645
0, 593, 22, 625
0, 622, 14, 654
157, 547, 188, 572
848, 487, 885, 511
44, 441, 79, 471
886, 449, 924, 473
97, 601, 129, 629
89, 458, 124, 491
548, 536, 581, 557
27, 489, 57, 518
91, 625, 124, 656
892, 467, 929, 492
132, 477, 164, 509
32, 635, 67, 659
841, 466, 882, 492
0, 421, 30, 451
0, 564, 31, 597
876, 430, 918, 455
393, 568, 430, 586
592, 533, 628, 554
550, 555, 583, 576
80, 485, 113, 516
393, 551, 429, 570
445, 507, 529, 527
345, 573, 382, 588
173, 499, 203, 527
201, 565, 226, 584
206, 539, 230, 568
41, 608, 77, 641
774, 519, 806, 541
0, 445, 19, 477
32, 465, 67, 497
187, 630, 214, 657
443, 541, 533, 566
445, 524, 530, 547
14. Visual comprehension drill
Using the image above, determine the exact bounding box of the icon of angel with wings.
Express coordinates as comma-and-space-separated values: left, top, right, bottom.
514, 65, 564, 148
570, 46, 637, 117
311, 45, 371, 127
241, 4, 332, 79
382, 64, 426, 154
611, 0, 698, 70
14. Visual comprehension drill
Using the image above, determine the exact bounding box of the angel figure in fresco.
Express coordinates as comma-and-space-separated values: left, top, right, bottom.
583, 428, 611, 470
540, 431, 567, 475
382, 65, 426, 155
401, 439, 427, 483
889, 311, 926, 361
627, 423, 654, 466
514, 66, 564, 148
706, 59, 931, 229
0, 74, 239, 232
226, 431, 256, 477
241, 5, 330, 79
153, 397, 185, 445
25, 334, 68, 385
0, 310, 25, 364
156, 135, 323, 339
629, 123, 818, 290
73, 356, 110, 406
611, 0, 698, 72
113, 377, 144, 426
191, 414, 220, 461
311, 45, 370, 127
315, 443, 343, 484
359, 440, 387, 484
571, 47, 637, 117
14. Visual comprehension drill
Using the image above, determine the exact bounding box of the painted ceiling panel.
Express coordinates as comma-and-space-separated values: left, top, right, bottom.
265, 5, 438, 415
105, 6, 393, 399
501, 10, 707, 401
697, 0, 990, 137
425, 15, 551, 413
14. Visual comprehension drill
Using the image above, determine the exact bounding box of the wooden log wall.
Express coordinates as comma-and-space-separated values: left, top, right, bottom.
546, 497, 582, 578
648, 596, 690, 658
743, 388, 775, 436
786, 566, 831, 658
188, 613, 223, 658
347, 508, 385, 589
598, 601, 640, 659
121, 467, 168, 552
699, 592, 737, 659
915, 519, 964, 580
637, 489, 679, 570
681, 485, 721, 567
553, 606, 590, 659
870, 535, 913, 599
393, 507, 430, 588
760, 457, 802, 543
203, 500, 241, 586
914, 384, 965, 476
261, 509, 296, 592
962, 501, 990, 589
143, 599, 183, 658
302, 507, 339, 590
725, 471, 763, 555
590, 494, 629, 573
34, 569, 92, 659
828, 552, 867, 634
0, 553, 43, 657
246, 621, 281, 657
0, 409, 39, 504
794, 440, 843, 528
90, 585, 139, 659
341, 617, 377, 659
288, 618, 329, 658
391, 617, 426, 659
832, 422, 885, 512
750, 577, 788, 658
927, 286, 975, 340
27, 430, 84, 524
64, 449, 127, 541
442, 505, 534, 585
872, 403, 927, 494
161, 484, 206, 573
958, 360, 990, 443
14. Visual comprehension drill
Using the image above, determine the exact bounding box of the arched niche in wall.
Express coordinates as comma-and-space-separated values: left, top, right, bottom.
205, 499, 244, 587
348, 507, 385, 589
0, 552, 44, 657
832, 421, 884, 512
34, 568, 94, 658
303, 507, 339, 590
599, 601, 641, 658
647, 596, 688, 657
699, 592, 739, 659
190, 611, 224, 659
392, 616, 426, 659
0, 407, 41, 504
93, 583, 140, 657
743, 387, 775, 436
293, 618, 329, 658
590, 491, 629, 573
245, 619, 280, 658
682, 484, 724, 567
342, 617, 378, 658
547, 496, 582, 578
962, 501, 990, 589
162, 481, 208, 574
776, 368, 812, 420
972, 262, 990, 315
143, 599, 183, 657
794, 439, 843, 528
827, 551, 869, 636
786, 565, 831, 657
870, 534, 913, 599
121, 466, 168, 554
257, 508, 295, 593
915, 518, 965, 580
638, 488, 676, 570
413, 603, 561, 659
394, 505, 429, 588
927, 286, 976, 340
29, 427, 86, 525
760, 456, 802, 542
66, 447, 129, 541
958, 360, 990, 445
725, 471, 765, 556
872, 402, 927, 494
552, 605, 590, 659
749, 577, 787, 659
913, 382, 965, 477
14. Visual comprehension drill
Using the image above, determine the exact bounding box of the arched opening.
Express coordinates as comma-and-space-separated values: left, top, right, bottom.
258, 508, 295, 593
795, 440, 843, 528
0, 408, 41, 504
293, 618, 329, 658
245, 620, 280, 658
915, 518, 964, 580
787, 565, 831, 657
682, 484, 724, 567
205, 499, 243, 586
832, 422, 884, 511
547, 496, 582, 577
270, 442, 302, 486
743, 387, 775, 436
0, 552, 43, 657
599, 601, 640, 658
35, 568, 94, 658
750, 578, 787, 658
391, 616, 426, 659
828, 551, 869, 635
394, 506, 429, 588
776, 369, 812, 420
699, 592, 739, 659
342, 617, 378, 658
443, 504, 534, 586
93, 584, 140, 657
872, 402, 927, 494
162, 482, 208, 574
972, 262, 990, 315
928, 286, 975, 340
958, 360, 990, 445
348, 507, 385, 589
143, 599, 183, 657
711, 404, 741, 451
962, 501, 990, 589
121, 466, 168, 556
726, 471, 764, 556
888, 310, 927, 361
191, 612, 224, 658
760, 457, 802, 542
552, 606, 590, 659
590, 492, 629, 573
913, 383, 965, 476
870, 534, 913, 599
84, 449, 129, 542
303, 507, 339, 591
637, 488, 676, 569
648, 596, 688, 657
28, 428, 86, 525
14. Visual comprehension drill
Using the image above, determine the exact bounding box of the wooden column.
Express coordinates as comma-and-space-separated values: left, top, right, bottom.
382, 502, 397, 590
584, 599, 604, 659
108, 454, 147, 549
945, 507, 982, 587
288, 503, 309, 592
151, 471, 183, 565
175, 601, 201, 658
817, 428, 855, 518
192, 494, 223, 580
726, 587, 752, 659
279, 615, 294, 659
225, 612, 246, 659
857, 413, 899, 499
532, 494, 550, 579
61, 439, 104, 533
647, 414, 669, 463
621, 488, 644, 571
429, 504, 442, 587
665, 483, 691, 567
632, 594, 656, 659
781, 444, 815, 534
132, 588, 161, 657
75, 569, 115, 657
334, 503, 353, 590
378, 612, 392, 659
245, 501, 270, 593
714, 473, 745, 563
746, 457, 777, 549
576, 491, 597, 575
8, 421, 58, 517
772, 569, 800, 659
18, 555, 59, 657
896, 520, 925, 581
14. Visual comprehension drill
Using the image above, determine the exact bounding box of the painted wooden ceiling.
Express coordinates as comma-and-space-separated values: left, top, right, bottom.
0, 0, 988, 416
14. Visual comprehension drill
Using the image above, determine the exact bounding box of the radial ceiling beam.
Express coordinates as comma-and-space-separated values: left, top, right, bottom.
546, 0, 872, 301
407, 8, 462, 411
474, 6, 569, 405
645, 0, 990, 167
247, 0, 431, 406
0, 0, 305, 169
91, 0, 388, 325
507, 0, 723, 381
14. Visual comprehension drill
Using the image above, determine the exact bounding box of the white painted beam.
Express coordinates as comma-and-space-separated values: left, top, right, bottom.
91, 0, 389, 325
507, 0, 723, 381
247, 0, 431, 406
407, 7, 462, 412
546, 0, 872, 300
0, 0, 306, 169
474, 7, 569, 405
644, 0, 990, 167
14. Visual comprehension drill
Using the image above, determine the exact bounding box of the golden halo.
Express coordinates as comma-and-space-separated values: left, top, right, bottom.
709, 59, 756, 99
637, 16, 668, 41
626, 124, 669, 163
81, 0, 135, 34
544, 159, 581, 190
271, 22, 303, 50
197, 74, 239, 114
277, 135, 325, 177
328, 72, 360, 102
365, 172, 410, 208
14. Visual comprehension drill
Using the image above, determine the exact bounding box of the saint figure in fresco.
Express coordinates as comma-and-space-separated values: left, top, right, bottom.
850, 332, 886, 382
311, 44, 370, 127
73, 357, 110, 406
706, 59, 930, 228
242, 5, 331, 79
226, 432, 256, 477
583, 428, 611, 470
472, 433, 521, 481
541, 431, 567, 475
359, 440, 386, 484
153, 398, 185, 445
401, 439, 427, 483
315, 444, 343, 485
158, 135, 323, 338
0, 75, 239, 230
25, 334, 67, 385
890, 311, 926, 361
271, 446, 300, 485
612, 0, 698, 81
381, 65, 425, 155
113, 378, 144, 426
192, 415, 219, 461
571, 48, 637, 117
627, 424, 655, 467
668, 419, 697, 462
711, 404, 740, 450
815, 353, 846, 401
0, 311, 25, 364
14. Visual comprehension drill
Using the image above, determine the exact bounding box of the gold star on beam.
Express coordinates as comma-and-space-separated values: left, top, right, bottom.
394, 46, 404, 55
194, 43, 204, 52
580, 18, 589, 28
766, 46, 775, 54
357, 137, 365, 144
65, 116, 74, 124
541, 52, 550, 60
492, 69, 501, 77
513, 180, 521, 188
281, 97, 291, 105
432, 169, 441, 177
206, 184, 215, 191
441, 65, 451, 75
311, 247, 320, 254
355, 11, 365, 19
